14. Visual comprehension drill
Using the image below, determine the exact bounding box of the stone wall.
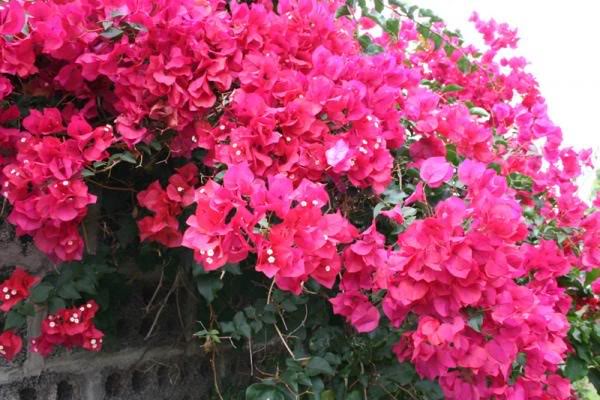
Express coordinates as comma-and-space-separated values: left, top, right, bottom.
0, 221, 243, 400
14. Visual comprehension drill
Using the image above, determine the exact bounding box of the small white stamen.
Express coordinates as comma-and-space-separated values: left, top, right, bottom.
235, 150, 242, 156
49, 322, 56, 328
177, 186, 184, 192
191, 136, 198, 143
267, 256, 276, 263
4, 294, 10, 300
207, 249, 214, 257
62, 180, 69, 186
266, 248, 273, 255
219, 125, 226, 130
312, 200, 318, 206
206, 257, 213, 264
300, 200, 307, 207
10, 290, 16, 296
325, 265, 331, 272
232, 143, 238, 148
2, 288, 7, 293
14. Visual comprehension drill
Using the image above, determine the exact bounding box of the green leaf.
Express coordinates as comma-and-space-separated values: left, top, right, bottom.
384, 19, 399, 38
585, 269, 600, 286
374, 0, 384, 13
442, 84, 464, 93
335, 5, 352, 18
29, 283, 54, 303
118, 151, 137, 164
445, 143, 459, 166
507, 172, 533, 192
431, 33, 443, 50
101, 27, 124, 39
373, 202, 386, 217
564, 356, 588, 381
357, 34, 383, 55
469, 107, 490, 118
195, 275, 223, 304
48, 297, 67, 314
245, 383, 288, 400
457, 56, 471, 74
320, 390, 336, 400
81, 169, 95, 177
467, 312, 483, 333
415, 380, 444, 400
346, 391, 363, 400
233, 311, 252, 338
57, 283, 81, 299
588, 369, 600, 393
4, 310, 26, 330
417, 24, 431, 39
306, 356, 335, 376
74, 278, 97, 295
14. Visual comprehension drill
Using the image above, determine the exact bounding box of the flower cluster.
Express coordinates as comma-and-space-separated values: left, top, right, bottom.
0, 267, 39, 312
0, 331, 23, 362
2, 111, 113, 261
0, 0, 598, 397
142, 162, 360, 293
137, 163, 199, 247
31, 300, 103, 357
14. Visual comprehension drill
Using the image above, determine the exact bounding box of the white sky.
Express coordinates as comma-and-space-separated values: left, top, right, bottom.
413, 0, 600, 199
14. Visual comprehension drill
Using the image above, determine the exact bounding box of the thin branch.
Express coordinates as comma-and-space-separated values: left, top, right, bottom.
145, 270, 179, 340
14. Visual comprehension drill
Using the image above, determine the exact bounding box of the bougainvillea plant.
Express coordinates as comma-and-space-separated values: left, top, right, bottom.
1, 0, 599, 398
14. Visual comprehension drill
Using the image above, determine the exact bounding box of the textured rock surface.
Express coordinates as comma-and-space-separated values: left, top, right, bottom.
0, 222, 52, 276
0, 223, 239, 399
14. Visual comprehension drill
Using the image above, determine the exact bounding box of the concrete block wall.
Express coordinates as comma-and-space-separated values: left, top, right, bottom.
0, 221, 243, 399
0, 344, 213, 400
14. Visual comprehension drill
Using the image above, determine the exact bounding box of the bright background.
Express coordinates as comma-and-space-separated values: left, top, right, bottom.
414, 0, 600, 199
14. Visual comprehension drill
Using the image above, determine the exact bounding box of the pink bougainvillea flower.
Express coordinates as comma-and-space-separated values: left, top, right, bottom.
0, 0, 25, 35
420, 156, 454, 188
404, 182, 425, 205
325, 139, 349, 168
22, 108, 64, 136
0, 267, 39, 312
330, 291, 380, 333
0, 76, 13, 100
0, 331, 22, 361
32, 301, 102, 357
